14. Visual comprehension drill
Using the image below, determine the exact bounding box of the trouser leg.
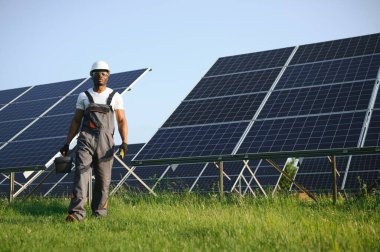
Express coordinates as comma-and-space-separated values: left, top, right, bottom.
91, 158, 113, 216
91, 132, 114, 216
68, 133, 94, 220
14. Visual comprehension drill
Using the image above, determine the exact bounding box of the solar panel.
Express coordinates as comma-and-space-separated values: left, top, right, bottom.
134, 33, 380, 166
135, 122, 249, 160
293, 157, 349, 192
163, 93, 266, 127
0, 98, 58, 122
16, 79, 84, 102
343, 154, 380, 191
154, 163, 204, 192
238, 112, 366, 153
204, 47, 294, 76
14, 115, 72, 141
186, 68, 281, 100
290, 33, 380, 64
276, 54, 380, 90
190, 161, 243, 193
0, 69, 149, 173
258, 81, 374, 119
0, 86, 30, 107
0, 119, 33, 143
364, 110, 380, 147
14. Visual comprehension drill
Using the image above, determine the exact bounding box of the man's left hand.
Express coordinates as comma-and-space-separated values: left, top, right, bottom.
119, 143, 128, 159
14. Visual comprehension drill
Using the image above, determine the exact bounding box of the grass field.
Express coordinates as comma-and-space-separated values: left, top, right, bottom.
0, 193, 379, 251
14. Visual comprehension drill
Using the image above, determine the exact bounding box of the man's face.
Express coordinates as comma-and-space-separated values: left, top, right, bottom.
92, 70, 109, 86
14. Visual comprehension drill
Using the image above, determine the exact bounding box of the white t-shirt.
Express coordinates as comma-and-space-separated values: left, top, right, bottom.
76, 87, 124, 110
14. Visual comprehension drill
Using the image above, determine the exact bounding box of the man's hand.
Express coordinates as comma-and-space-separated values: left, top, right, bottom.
60, 144, 69, 156
119, 143, 128, 159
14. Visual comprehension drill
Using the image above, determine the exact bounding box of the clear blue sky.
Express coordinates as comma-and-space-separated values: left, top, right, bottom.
0, 0, 379, 144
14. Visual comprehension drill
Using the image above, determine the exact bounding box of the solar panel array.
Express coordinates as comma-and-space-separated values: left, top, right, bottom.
133, 33, 380, 165
0, 69, 148, 172
0, 69, 149, 198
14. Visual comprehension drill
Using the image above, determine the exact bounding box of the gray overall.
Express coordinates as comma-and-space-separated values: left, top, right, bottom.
69, 90, 116, 220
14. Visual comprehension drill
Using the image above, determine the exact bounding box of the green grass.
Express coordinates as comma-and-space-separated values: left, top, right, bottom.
0, 193, 379, 251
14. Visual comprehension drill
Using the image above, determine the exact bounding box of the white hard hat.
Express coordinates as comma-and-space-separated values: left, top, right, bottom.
90, 60, 110, 75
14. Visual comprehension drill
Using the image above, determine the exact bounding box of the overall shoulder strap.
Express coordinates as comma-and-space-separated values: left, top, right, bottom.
107, 90, 117, 105
84, 91, 94, 103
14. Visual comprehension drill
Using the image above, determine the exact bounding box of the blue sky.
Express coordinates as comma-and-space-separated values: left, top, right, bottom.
0, 0, 379, 144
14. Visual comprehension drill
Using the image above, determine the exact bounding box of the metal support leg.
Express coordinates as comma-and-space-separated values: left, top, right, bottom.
114, 155, 157, 196
9, 172, 15, 203
219, 161, 224, 197
328, 156, 338, 204
266, 159, 317, 202
24, 169, 55, 199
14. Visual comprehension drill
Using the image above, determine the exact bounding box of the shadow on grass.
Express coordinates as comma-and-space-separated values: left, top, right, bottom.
10, 198, 68, 217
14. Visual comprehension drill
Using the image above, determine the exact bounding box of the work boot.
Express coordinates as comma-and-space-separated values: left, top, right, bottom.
65, 214, 80, 222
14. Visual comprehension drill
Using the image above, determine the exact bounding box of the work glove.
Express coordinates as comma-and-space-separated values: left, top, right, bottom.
119, 143, 128, 159
60, 143, 69, 156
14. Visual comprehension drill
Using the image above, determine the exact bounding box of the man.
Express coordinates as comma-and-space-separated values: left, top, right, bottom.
60, 60, 128, 221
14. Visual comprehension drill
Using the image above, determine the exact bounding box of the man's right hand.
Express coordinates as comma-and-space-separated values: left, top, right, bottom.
60, 144, 69, 156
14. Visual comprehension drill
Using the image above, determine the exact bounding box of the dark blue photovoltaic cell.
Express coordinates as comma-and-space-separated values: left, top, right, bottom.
254, 159, 287, 176
276, 54, 380, 90
185, 68, 281, 100
205, 47, 294, 77
0, 137, 65, 170
297, 157, 349, 173
293, 173, 345, 192
344, 171, 380, 190
364, 110, 380, 147
15, 114, 72, 141
253, 176, 281, 188
0, 119, 33, 143
135, 122, 249, 161
291, 33, 380, 65
348, 154, 380, 171
163, 93, 265, 127
238, 112, 366, 154
0, 86, 30, 105
0, 98, 58, 122
164, 163, 205, 178
259, 81, 374, 119
118, 165, 168, 181
45, 95, 77, 116
16, 79, 84, 102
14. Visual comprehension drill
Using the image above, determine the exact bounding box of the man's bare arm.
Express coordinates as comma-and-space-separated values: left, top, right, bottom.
66, 109, 84, 144
115, 109, 128, 143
